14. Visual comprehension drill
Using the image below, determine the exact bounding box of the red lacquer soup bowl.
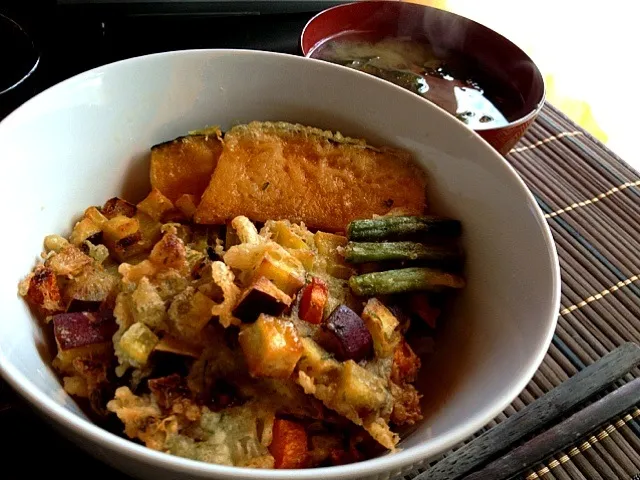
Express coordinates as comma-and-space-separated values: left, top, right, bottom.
302, 1, 545, 155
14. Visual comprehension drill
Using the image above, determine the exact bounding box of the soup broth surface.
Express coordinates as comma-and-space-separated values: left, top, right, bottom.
311, 34, 525, 130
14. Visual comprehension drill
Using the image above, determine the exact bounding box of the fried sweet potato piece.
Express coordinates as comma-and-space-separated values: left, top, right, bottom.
251, 251, 305, 297
239, 314, 303, 379
150, 132, 223, 202
232, 276, 292, 323
69, 217, 102, 246
103, 197, 137, 219
194, 122, 427, 232
102, 215, 145, 261
137, 188, 178, 222
168, 287, 216, 339
21, 265, 65, 314
53, 311, 117, 351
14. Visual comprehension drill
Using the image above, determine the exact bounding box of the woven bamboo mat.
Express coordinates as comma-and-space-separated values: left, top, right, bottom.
505, 104, 640, 480
1, 103, 639, 479
405, 103, 640, 480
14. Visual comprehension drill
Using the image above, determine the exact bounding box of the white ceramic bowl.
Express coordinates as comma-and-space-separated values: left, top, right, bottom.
0, 50, 560, 480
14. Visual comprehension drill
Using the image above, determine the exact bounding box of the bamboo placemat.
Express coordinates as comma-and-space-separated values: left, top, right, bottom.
405, 103, 640, 480
1, 103, 639, 479
505, 103, 640, 480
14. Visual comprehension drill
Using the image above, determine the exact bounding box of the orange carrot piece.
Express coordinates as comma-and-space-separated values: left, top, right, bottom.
299, 277, 328, 325
269, 418, 308, 469
391, 339, 421, 384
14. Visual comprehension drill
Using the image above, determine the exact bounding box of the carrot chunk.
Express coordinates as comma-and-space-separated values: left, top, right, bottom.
391, 339, 421, 384
299, 277, 328, 325
269, 418, 308, 469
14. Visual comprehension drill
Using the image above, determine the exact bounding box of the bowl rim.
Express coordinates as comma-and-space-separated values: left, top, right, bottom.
0, 12, 41, 96
0, 48, 561, 479
300, 0, 547, 131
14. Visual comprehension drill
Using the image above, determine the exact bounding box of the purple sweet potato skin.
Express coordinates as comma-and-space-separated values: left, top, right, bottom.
320, 305, 373, 361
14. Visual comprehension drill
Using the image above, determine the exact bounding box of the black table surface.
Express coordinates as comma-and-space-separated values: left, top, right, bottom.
0, 0, 322, 119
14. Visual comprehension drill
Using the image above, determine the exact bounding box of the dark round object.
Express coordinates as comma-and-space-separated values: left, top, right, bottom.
0, 13, 40, 95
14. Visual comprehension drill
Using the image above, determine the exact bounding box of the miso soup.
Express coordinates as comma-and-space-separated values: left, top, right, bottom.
310, 34, 525, 130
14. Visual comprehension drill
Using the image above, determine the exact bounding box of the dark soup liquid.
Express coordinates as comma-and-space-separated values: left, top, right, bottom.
310, 34, 525, 130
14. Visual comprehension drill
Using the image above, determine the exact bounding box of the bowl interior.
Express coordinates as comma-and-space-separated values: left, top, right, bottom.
302, 1, 545, 123
0, 50, 558, 479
